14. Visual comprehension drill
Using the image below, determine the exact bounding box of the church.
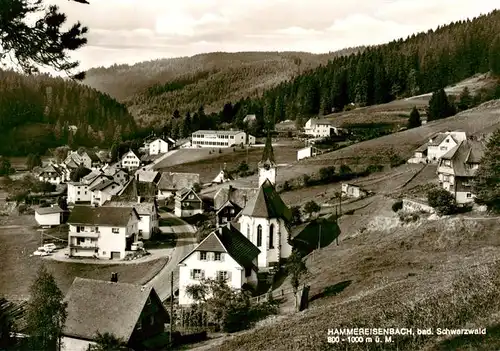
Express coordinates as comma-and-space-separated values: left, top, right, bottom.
233, 136, 293, 269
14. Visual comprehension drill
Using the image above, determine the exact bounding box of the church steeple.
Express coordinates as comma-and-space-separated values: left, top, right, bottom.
258, 133, 277, 187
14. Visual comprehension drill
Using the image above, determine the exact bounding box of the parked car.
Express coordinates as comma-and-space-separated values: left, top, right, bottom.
33, 248, 50, 256
131, 241, 144, 251
43, 243, 57, 252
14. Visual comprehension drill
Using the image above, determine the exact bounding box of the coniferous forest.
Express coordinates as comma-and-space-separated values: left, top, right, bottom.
0, 70, 137, 156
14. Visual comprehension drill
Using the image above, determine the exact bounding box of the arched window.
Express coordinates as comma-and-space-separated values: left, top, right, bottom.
246, 224, 250, 239
269, 224, 274, 248
257, 225, 262, 247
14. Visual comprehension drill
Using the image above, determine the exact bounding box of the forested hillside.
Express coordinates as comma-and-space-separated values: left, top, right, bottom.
0, 70, 136, 156
83, 50, 362, 124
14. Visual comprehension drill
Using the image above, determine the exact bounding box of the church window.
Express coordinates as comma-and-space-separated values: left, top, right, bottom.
257, 225, 262, 247
269, 224, 274, 248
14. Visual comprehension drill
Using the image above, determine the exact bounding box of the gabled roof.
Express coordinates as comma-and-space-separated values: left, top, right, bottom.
180, 223, 260, 270
114, 178, 157, 200
213, 186, 259, 210
89, 179, 119, 192
122, 150, 139, 160
134, 170, 160, 184
83, 149, 101, 162
35, 205, 65, 215
103, 201, 157, 216
64, 278, 166, 342
259, 134, 275, 164
241, 179, 291, 222
157, 172, 199, 190
415, 142, 428, 153
68, 206, 140, 226
440, 140, 485, 177
176, 187, 202, 202
215, 199, 242, 215
82, 170, 101, 183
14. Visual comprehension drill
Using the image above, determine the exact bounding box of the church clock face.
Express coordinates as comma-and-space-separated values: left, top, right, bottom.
264, 163, 270, 170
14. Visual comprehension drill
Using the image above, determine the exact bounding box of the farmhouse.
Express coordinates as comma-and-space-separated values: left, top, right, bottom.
341, 183, 368, 198
213, 185, 259, 227
236, 136, 293, 269
104, 200, 158, 240
38, 163, 69, 185
67, 206, 140, 259
178, 223, 260, 306
157, 172, 200, 200
64, 150, 102, 170
62, 277, 169, 351
421, 130, 467, 163
35, 205, 65, 227
174, 188, 204, 218
149, 137, 175, 155
304, 118, 338, 138
191, 130, 248, 148
89, 179, 123, 206
437, 139, 485, 205
121, 150, 141, 170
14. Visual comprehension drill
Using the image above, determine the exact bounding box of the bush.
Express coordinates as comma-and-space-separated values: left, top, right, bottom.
427, 188, 457, 215
392, 200, 403, 212
218, 149, 222, 154
302, 174, 311, 187
319, 166, 336, 183
365, 164, 384, 174
282, 180, 292, 192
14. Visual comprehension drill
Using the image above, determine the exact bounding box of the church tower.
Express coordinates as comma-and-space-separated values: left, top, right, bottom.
258, 134, 277, 187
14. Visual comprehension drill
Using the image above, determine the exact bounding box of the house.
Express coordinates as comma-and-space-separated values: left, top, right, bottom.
149, 137, 175, 155
191, 130, 247, 148
213, 185, 259, 227
408, 143, 429, 164
425, 131, 467, 163
134, 169, 161, 184
297, 146, 320, 161
243, 114, 257, 125
247, 134, 256, 145
437, 139, 485, 205
67, 206, 140, 259
89, 179, 123, 206
304, 118, 337, 138
104, 200, 158, 240
62, 277, 169, 351
121, 150, 141, 170
64, 150, 102, 170
38, 163, 69, 185
67, 182, 92, 205
178, 223, 260, 306
157, 172, 200, 200
341, 183, 367, 198
236, 136, 293, 269
35, 205, 65, 227
212, 166, 233, 184
174, 188, 203, 218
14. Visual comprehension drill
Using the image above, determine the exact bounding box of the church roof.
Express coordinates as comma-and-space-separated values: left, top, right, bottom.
260, 134, 275, 164
241, 179, 291, 222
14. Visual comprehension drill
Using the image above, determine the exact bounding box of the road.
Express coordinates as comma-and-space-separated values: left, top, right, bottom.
143, 149, 179, 171
145, 212, 197, 302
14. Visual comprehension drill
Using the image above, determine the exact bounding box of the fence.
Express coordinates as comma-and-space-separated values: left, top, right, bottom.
249, 287, 296, 305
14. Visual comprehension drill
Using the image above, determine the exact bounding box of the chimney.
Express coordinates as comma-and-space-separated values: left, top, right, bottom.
111, 272, 118, 282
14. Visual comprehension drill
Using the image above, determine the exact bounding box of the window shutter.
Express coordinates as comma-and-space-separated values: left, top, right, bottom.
201, 270, 205, 279
227, 271, 232, 281
190, 269, 194, 279
220, 253, 224, 262
209, 252, 214, 261
198, 251, 201, 260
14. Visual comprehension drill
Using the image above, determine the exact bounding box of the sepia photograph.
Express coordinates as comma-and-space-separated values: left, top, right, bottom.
1, 0, 500, 350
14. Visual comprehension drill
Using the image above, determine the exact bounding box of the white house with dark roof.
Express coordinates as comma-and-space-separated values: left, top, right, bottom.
121, 150, 141, 170
178, 223, 260, 306
35, 205, 65, 227
191, 130, 247, 148
90, 179, 123, 206
236, 136, 293, 268
38, 163, 69, 185
213, 185, 259, 227
157, 172, 200, 200
174, 188, 203, 218
437, 139, 485, 205
149, 137, 175, 155
304, 118, 338, 138
62, 277, 169, 351
104, 200, 158, 240
424, 131, 467, 163
67, 206, 140, 259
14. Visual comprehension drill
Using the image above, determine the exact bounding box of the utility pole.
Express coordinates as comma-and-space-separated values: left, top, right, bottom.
317, 219, 321, 251
170, 271, 174, 344
335, 206, 339, 246
40, 229, 44, 247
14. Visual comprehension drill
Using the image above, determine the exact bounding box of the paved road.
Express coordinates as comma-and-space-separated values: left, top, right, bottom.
146, 213, 197, 301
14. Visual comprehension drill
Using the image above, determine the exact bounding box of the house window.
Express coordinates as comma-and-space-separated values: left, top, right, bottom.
245, 267, 252, 277
214, 253, 221, 261
112, 228, 119, 234
191, 269, 204, 280
77, 191, 80, 195
440, 147, 447, 151
467, 193, 472, 198
200, 252, 207, 261
189, 194, 194, 199
256, 225, 262, 247
246, 224, 250, 239
217, 271, 228, 281
269, 224, 274, 249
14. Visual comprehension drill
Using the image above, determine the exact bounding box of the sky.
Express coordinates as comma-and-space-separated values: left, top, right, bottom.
46, 0, 499, 70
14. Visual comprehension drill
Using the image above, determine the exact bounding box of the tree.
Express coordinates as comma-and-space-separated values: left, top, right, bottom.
457, 87, 473, 111
427, 89, 455, 121
57, 196, 68, 211
110, 143, 119, 163
318, 166, 335, 183
0, 297, 22, 350
427, 188, 457, 215
489, 34, 500, 76
473, 129, 500, 212
89, 332, 130, 351
70, 165, 91, 182
192, 183, 202, 193
26, 154, 42, 171
25, 266, 67, 351
52, 146, 70, 163
0, 0, 89, 79
408, 106, 421, 128
303, 200, 321, 219
290, 206, 302, 225
285, 250, 308, 311
0, 157, 14, 176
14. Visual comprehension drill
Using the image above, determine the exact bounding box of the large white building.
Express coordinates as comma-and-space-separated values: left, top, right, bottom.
178, 223, 260, 306
121, 150, 141, 170
426, 131, 467, 163
67, 206, 140, 259
304, 118, 337, 138
149, 137, 175, 155
191, 130, 252, 148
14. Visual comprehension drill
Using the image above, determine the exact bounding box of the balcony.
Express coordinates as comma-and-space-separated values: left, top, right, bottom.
69, 231, 99, 238
69, 244, 97, 249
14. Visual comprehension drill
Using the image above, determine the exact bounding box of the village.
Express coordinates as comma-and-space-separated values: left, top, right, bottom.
0, 108, 492, 350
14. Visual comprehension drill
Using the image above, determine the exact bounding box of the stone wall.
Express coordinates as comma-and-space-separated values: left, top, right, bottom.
402, 198, 435, 214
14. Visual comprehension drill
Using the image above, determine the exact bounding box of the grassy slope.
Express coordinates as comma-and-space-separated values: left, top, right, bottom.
83, 50, 360, 125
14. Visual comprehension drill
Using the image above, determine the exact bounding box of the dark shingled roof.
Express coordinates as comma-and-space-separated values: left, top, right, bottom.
440, 140, 485, 177
68, 206, 139, 226
181, 223, 260, 269
157, 172, 200, 191
89, 179, 118, 192
213, 186, 259, 210
260, 134, 275, 164
241, 179, 291, 222
63, 278, 165, 342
